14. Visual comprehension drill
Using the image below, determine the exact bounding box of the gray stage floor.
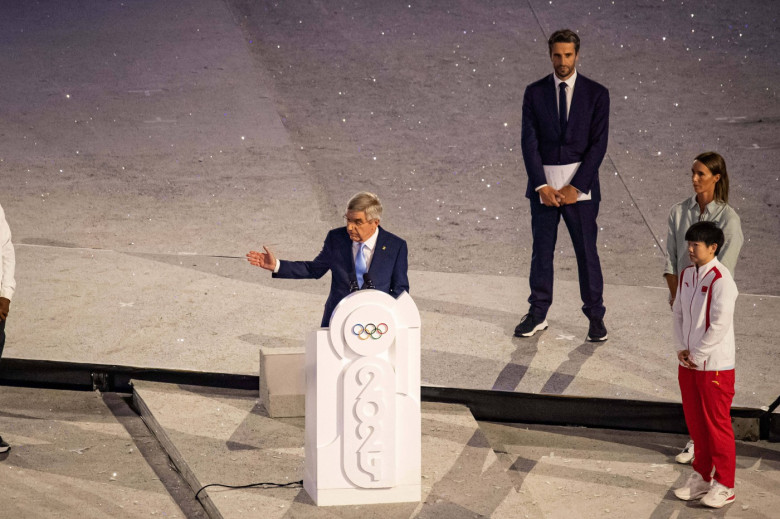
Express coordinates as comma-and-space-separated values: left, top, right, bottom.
3, 383, 777, 518
2, 0, 777, 409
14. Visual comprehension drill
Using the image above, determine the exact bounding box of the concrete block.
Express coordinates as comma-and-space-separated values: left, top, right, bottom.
259, 346, 305, 417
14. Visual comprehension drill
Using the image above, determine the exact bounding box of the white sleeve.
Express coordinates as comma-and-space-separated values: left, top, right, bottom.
692, 277, 737, 363
0, 206, 16, 300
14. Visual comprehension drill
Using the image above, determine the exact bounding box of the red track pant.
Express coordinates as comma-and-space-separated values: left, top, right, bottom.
678, 365, 736, 488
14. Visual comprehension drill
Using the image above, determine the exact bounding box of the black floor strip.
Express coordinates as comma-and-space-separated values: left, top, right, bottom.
103, 392, 210, 519
2, 357, 776, 440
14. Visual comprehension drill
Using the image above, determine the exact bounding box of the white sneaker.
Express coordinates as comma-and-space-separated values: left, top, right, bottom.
673, 471, 711, 501
701, 480, 735, 508
675, 439, 694, 464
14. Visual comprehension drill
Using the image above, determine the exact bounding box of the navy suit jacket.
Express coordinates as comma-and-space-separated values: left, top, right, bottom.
274, 226, 409, 327
521, 73, 609, 202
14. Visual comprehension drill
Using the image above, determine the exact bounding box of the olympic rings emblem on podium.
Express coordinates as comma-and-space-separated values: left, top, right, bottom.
351, 323, 389, 340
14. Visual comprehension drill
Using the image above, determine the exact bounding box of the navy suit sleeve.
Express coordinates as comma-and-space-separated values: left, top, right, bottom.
389, 239, 410, 297
274, 234, 332, 280
521, 84, 548, 192
569, 85, 609, 194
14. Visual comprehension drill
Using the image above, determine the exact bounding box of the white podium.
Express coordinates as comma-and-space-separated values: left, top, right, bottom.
303, 290, 421, 506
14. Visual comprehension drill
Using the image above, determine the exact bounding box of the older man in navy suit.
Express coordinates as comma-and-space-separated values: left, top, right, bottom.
515, 29, 610, 342
247, 192, 409, 327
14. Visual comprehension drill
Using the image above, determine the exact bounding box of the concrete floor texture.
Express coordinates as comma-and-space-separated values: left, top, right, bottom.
0, 0, 778, 517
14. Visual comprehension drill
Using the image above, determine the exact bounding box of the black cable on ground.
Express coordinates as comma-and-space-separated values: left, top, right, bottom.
195, 480, 303, 500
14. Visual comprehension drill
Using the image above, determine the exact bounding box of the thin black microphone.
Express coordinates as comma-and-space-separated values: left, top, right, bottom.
349, 270, 360, 292
362, 273, 375, 290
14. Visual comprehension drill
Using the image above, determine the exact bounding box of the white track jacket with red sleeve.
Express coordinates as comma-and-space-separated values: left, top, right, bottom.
672, 257, 738, 371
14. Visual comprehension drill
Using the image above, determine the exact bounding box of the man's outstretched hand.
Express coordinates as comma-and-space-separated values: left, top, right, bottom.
246, 246, 277, 271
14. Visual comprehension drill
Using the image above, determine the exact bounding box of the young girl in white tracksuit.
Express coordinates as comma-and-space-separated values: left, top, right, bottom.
672, 221, 738, 509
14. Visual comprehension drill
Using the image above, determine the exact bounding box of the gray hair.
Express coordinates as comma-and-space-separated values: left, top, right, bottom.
347, 192, 383, 222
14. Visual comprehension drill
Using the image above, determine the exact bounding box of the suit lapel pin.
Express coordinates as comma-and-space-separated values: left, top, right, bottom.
382, 246, 386, 250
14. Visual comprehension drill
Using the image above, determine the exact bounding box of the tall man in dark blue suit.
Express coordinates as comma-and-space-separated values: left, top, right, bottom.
515, 29, 610, 342
247, 192, 409, 327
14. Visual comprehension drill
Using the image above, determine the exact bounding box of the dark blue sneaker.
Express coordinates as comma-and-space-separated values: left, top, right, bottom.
514, 313, 548, 337
0, 436, 9, 453
587, 318, 608, 342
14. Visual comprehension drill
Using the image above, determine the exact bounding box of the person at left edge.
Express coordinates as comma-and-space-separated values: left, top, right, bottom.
246, 192, 409, 327
0, 201, 17, 454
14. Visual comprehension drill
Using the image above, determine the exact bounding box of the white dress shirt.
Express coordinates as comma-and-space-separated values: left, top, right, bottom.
535, 70, 578, 193
0, 203, 16, 300
352, 227, 379, 271
554, 69, 577, 119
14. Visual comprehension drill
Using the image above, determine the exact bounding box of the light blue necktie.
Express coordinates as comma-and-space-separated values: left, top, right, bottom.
355, 243, 367, 288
